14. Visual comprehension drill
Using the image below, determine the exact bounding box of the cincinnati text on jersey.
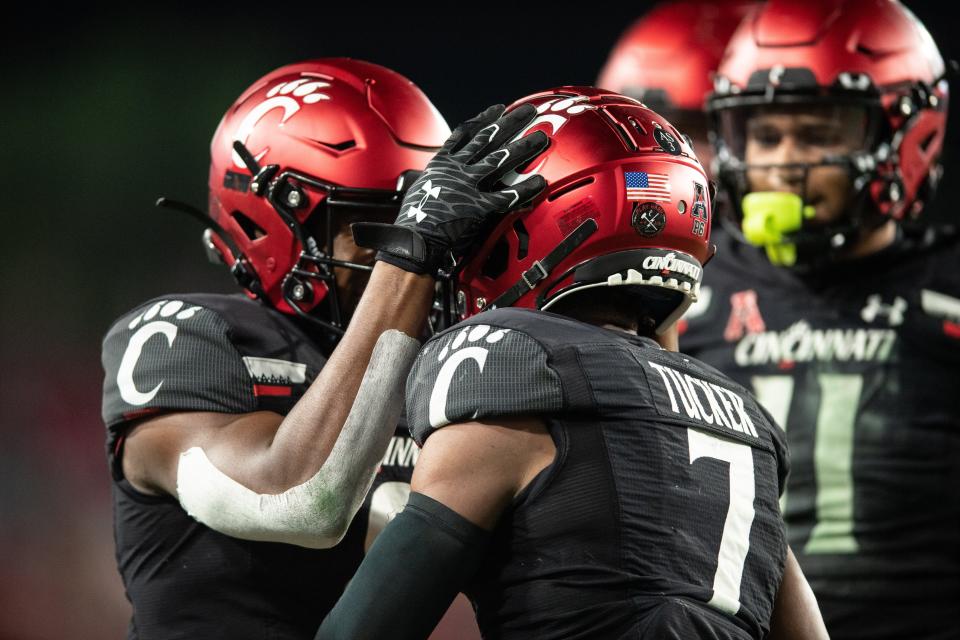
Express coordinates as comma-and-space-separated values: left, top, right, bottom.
732, 320, 896, 367
380, 435, 419, 468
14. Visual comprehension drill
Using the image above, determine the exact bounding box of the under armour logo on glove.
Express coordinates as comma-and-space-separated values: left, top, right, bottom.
352, 103, 550, 277
403, 180, 442, 224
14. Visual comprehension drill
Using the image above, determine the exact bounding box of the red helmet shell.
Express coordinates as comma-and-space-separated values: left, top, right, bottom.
208, 58, 450, 314
458, 87, 712, 328
597, 1, 756, 113
712, 0, 948, 220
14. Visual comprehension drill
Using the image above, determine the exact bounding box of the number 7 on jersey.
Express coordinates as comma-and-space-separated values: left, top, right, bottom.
687, 428, 756, 615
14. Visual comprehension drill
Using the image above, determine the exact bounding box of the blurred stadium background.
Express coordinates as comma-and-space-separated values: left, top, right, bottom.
0, 3, 955, 637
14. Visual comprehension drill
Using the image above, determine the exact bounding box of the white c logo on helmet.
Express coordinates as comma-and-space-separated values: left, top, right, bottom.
117, 322, 178, 406
502, 96, 597, 187
231, 77, 332, 168
231, 97, 301, 168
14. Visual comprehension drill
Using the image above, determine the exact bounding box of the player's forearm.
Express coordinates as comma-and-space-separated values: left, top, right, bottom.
176, 328, 421, 547
316, 492, 488, 639
768, 547, 829, 640
255, 262, 433, 491
174, 264, 431, 546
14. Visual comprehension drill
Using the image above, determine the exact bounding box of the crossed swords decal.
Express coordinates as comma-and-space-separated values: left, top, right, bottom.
633, 203, 665, 237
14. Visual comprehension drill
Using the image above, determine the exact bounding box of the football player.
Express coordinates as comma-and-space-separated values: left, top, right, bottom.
681, 1, 960, 637
100, 58, 548, 639
318, 88, 827, 640
596, 0, 756, 174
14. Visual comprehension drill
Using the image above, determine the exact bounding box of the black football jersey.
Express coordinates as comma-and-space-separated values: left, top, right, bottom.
406, 308, 790, 640
101, 293, 417, 640
681, 230, 960, 639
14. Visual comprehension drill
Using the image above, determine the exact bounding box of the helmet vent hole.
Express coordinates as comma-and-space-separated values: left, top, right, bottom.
547, 177, 595, 202
599, 108, 637, 151
628, 116, 648, 137
513, 219, 530, 260
920, 131, 936, 153
232, 211, 267, 240
319, 139, 357, 152
481, 236, 510, 279
614, 123, 638, 151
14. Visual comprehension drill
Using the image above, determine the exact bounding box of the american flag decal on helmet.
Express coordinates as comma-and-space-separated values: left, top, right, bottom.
625, 171, 671, 202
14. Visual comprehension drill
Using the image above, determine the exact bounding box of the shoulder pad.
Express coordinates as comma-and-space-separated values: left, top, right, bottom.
101, 295, 260, 427
406, 308, 599, 446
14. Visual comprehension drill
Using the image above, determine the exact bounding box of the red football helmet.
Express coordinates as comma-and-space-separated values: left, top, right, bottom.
455, 87, 713, 333
708, 0, 948, 261
204, 58, 449, 333
597, 1, 755, 116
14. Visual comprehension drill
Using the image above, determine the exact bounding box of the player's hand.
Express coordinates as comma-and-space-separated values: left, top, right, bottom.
352, 103, 549, 277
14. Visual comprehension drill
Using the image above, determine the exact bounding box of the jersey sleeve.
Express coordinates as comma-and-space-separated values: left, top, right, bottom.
405, 312, 595, 446
101, 297, 257, 429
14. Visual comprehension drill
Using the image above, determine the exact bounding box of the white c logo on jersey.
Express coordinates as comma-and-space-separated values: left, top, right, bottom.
117, 321, 178, 406
428, 346, 489, 428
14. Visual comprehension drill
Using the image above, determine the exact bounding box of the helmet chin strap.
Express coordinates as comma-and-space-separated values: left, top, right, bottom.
485, 219, 599, 312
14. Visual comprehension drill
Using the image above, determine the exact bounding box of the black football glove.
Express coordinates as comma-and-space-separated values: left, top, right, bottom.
352, 103, 549, 277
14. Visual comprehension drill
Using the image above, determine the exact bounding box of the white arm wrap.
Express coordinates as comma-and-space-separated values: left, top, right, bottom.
175, 329, 420, 549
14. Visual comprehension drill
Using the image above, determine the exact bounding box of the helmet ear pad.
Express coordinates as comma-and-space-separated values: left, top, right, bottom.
884, 98, 948, 219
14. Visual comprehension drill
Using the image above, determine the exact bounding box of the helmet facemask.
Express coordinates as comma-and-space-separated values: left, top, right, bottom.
232, 140, 413, 334
711, 99, 891, 268
707, 0, 950, 269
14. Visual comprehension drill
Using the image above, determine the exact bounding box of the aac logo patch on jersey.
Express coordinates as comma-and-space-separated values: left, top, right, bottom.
724, 290, 766, 342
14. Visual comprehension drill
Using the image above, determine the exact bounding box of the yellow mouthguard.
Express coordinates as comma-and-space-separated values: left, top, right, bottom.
740, 192, 816, 266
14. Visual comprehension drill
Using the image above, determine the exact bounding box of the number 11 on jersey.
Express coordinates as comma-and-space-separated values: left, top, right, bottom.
751, 373, 861, 554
